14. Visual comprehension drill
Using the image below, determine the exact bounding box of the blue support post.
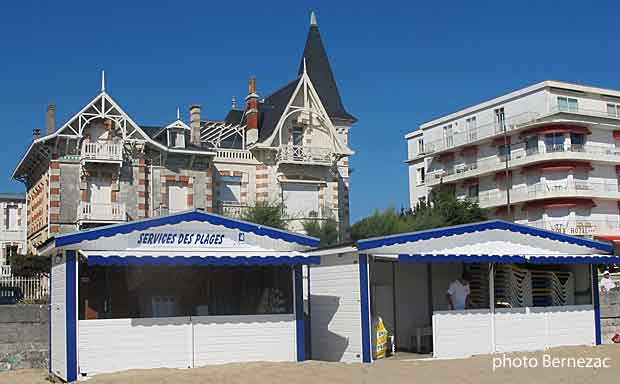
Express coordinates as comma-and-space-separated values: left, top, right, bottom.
294, 265, 305, 361
66, 250, 78, 381
591, 264, 601, 345
359, 254, 372, 363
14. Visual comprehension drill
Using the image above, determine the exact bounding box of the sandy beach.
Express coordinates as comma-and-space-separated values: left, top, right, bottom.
0, 344, 618, 384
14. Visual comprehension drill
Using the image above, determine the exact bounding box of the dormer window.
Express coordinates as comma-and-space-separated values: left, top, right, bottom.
168, 129, 185, 148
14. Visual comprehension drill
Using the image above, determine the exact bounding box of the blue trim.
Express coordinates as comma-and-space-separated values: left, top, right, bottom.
48, 261, 52, 374
65, 250, 77, 382
357, 220, 612, 253
529, 256, 620, 264
294, 266, 305, 361
398, 254, 526, 263
592, 265, 602, 345
86, 255, 320, 266
358, 254, 372, 363
55, 210, 320, 247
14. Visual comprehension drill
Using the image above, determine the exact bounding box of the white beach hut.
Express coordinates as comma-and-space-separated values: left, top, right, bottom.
42, 210, 319, 381
308, 220, 618, 362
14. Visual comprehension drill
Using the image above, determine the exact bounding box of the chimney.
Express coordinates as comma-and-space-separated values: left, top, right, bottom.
245, 77, 259, 145
46, 104, 56, 135
33, 127, 41, 140
189, 104, 201, 146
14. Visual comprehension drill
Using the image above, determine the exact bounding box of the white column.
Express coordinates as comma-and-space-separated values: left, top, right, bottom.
489, 263, 495, 353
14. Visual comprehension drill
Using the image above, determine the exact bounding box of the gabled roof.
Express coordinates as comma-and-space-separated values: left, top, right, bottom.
357, 220, 613, 253
45, 209, 319, 249
297, 20, 356, 123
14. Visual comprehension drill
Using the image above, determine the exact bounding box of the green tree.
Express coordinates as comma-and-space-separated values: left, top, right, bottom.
9, 253, 51, 277
240, 200, 288, 230
351, 192, 488, 240
302, 218, 339, 246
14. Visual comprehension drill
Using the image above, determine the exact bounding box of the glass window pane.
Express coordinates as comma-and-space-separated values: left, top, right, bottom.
568, 98, 578, 112
607, 104, 616, 116
558, 97, 568, 111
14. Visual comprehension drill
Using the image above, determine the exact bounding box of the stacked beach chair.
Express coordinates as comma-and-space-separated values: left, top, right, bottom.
493, 265, 532, 308
465, 263, 489, 308
530, 270, 574, 307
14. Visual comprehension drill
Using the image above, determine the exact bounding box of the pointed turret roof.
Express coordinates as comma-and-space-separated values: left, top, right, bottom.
297, 12, 356, 123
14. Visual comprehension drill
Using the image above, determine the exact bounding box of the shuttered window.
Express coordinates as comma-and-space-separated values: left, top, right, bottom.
282, 183, 320, 218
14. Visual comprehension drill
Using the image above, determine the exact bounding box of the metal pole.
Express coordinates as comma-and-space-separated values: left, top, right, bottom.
503, 125, 513, 221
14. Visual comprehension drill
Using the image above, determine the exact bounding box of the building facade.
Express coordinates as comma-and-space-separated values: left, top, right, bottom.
13, 14, 355, 254
0, 193, 27, 274
407, 80, 620, 238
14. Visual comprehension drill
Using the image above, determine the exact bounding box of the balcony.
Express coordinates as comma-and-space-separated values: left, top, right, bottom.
526, 219, 620, 237
217, 202, 250, 218
0, 265, 11, 277
427, 143, 620, 186
477, 180, 620, 208
276, 145, 333, 166
423, 111, 541, 154
422, 104, 620, 157
81, 141, 123, 164
77, 202, 126, 223
215, 149, 256, 163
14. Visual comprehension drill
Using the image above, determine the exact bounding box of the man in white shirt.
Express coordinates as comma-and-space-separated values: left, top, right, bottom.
447, 271, 472, 310
599, 270, 616, 294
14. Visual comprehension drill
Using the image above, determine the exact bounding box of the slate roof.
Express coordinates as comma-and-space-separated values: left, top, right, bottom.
254, 21, 356, 144
297, 23, 356, 123
258, 79, 298, 142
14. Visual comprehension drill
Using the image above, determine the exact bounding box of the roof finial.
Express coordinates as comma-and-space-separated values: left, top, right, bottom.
303, 57, 307, 74
310, 10, 317, 26
101, 70, 106, 92
231, 96, 237, 109
176, 107, 180, 120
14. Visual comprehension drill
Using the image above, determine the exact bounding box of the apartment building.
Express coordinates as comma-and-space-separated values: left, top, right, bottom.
407, 80, 620, 239
0, 193, 26, 275
12, 13, 355, 253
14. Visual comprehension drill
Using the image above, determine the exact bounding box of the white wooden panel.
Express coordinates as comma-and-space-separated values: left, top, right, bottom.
78, 317, 192, 376
168, 183, 188, 213
494, 308, 547, 352
310, 252, 362, 362
192, 314, 295, 365
50, 257, 67, 380
544, 305, 595, 348
432, 310, 493, 358
282, 183, 319, 217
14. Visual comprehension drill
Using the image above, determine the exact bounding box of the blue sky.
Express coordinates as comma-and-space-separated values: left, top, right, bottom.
1, 0, 620, 222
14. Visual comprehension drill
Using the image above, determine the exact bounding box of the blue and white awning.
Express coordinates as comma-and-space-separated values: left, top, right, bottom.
397, 253, 620, 264
356, 221, 613, 262
79, 250, 320, 266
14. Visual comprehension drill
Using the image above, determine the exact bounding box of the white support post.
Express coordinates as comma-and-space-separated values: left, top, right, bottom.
489, 262, 495, 353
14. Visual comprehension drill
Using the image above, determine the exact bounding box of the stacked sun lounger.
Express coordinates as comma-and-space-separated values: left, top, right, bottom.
531, 270, 574, 307
466, 263, 489, 308
494, 265, 532, 308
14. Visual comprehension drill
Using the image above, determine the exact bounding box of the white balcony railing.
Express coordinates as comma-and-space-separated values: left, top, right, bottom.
78, 202, 126, 222
526, 219, 620, 236
423, 111, 541, 154
218, 202, 250, 218
427, 143, 620, 186
215, 149, 255, 162
0, 265, 11, 277
478, 180, 620, 208
81, 141, 123, 162
423, 104, 620, 156
276, 145, 333, 165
